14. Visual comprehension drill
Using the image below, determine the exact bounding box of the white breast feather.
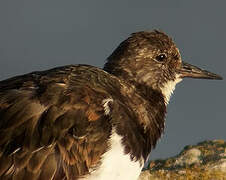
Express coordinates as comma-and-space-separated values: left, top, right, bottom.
84, 131, 143, 180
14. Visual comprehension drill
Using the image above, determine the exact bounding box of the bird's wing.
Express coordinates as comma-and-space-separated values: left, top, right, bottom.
0, 66, 113, 180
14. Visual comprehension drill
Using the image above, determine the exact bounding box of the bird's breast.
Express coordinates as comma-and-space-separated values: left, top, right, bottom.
83, 131, 143, 180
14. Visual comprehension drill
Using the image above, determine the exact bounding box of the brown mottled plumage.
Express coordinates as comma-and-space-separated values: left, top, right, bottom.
0, 30, 222, 180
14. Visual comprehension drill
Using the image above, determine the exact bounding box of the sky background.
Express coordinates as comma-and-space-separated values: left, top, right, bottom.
0, 0, 225, 161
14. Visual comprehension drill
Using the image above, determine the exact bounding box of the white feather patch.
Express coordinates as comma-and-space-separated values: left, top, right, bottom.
160, 75, 182, 104
102, 98, 113, 115
85, 131, 143, 180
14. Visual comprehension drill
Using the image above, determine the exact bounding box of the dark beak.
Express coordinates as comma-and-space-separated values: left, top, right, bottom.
178, 61, 223, 80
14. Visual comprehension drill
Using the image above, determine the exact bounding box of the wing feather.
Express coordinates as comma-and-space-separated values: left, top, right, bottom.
0, 67, 113, 179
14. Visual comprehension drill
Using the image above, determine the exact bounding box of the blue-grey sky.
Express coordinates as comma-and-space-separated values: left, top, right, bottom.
0, 0, 225, 160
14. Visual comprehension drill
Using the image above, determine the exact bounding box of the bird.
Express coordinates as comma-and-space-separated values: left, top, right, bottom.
0, 30, 222, 180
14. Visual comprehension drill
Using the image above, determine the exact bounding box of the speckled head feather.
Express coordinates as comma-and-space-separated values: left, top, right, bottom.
104, 30, 182, 97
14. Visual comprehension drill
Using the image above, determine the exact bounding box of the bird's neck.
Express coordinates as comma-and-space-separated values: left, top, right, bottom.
123, 80, 167, 161
104, 64, 181, 105
159, 76, 182, 104
104, 67, 167, 161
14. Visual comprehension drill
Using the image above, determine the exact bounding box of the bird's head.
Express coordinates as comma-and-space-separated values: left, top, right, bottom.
104, 30, 222, 104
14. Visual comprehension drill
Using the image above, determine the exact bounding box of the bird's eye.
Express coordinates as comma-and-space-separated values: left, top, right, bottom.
155, 53, 167, 62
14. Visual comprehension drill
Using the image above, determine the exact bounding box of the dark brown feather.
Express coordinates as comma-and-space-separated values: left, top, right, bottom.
0, 66, 114, 179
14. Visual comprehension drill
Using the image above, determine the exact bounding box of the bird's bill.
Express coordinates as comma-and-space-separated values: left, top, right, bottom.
178, 61, 223, 80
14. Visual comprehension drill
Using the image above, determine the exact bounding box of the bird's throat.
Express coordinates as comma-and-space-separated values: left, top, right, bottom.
160, 76, 182, 104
